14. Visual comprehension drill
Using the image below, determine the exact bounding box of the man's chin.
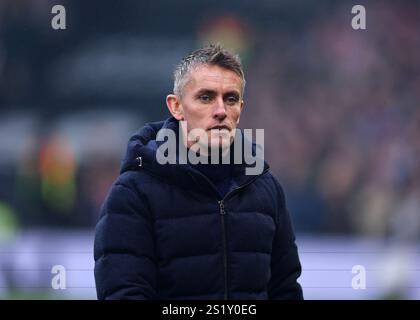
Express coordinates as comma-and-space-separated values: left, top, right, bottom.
208, 140, 232, 157
210, 137, 232, 149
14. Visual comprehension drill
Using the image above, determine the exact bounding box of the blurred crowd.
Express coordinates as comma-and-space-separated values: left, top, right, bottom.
242, 2, 420, 238
0, 111, 141, 232
0, 1, 419, 239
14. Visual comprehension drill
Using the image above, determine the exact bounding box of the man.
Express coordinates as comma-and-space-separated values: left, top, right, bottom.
94, 44, 303, 300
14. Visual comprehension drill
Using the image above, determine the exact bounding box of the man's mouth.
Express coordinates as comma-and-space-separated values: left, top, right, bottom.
209, 125, 230, 131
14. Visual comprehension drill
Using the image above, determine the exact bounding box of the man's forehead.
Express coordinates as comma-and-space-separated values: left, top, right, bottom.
189, 65, 241, 89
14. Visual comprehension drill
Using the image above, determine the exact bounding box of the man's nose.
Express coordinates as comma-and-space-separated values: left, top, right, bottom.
213, 97, 227, 120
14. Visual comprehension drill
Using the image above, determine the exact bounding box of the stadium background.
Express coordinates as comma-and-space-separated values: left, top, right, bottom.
0, 0, 419, 299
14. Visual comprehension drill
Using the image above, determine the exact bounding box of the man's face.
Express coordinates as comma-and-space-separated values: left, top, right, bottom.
168, 64, 244, 151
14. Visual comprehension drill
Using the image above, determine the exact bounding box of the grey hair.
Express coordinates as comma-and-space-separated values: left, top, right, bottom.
173, 44, 246, 98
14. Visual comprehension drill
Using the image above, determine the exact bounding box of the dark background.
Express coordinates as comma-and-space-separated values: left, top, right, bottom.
0, 0, 419, 299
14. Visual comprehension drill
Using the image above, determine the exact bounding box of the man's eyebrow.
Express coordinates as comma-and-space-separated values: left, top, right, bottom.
223, 90, 240, 97
194, 88, 217, 96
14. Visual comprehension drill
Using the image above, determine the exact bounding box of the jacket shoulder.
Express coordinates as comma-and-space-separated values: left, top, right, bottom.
256, 170, 286, 200
115, 168, 161, 194
256, 170, 288, 224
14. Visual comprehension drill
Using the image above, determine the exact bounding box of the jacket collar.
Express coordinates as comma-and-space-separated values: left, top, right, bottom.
120, 117, 269, 194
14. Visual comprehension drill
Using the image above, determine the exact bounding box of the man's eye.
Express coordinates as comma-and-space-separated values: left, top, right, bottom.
199, 95, 211, 103
226, 96, 239, 105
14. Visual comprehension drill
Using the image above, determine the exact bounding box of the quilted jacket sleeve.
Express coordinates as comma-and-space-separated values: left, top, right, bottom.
268, 178, 304, 300
94, 175, 157, 300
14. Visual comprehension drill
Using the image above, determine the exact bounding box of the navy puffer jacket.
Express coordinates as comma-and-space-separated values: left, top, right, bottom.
94, 117, 303, 300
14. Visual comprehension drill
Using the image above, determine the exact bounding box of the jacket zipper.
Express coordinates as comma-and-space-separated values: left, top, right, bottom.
191, 167, 270, 300
218, 199, 228, 300
217, 168, 269, 300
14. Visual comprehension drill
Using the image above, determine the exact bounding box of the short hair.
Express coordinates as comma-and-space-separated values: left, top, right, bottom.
173, 44, 246, 97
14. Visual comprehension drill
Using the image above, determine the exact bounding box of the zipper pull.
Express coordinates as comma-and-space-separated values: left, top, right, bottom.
218, 200, 226, 215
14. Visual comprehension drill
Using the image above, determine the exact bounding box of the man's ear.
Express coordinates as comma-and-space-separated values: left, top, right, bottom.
166, 94, 184, 120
